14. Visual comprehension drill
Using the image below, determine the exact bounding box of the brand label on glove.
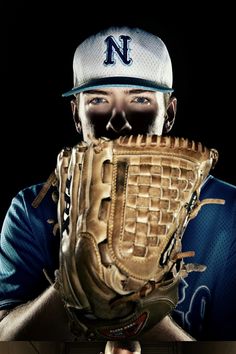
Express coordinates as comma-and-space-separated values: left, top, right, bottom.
98, 312, 148, 339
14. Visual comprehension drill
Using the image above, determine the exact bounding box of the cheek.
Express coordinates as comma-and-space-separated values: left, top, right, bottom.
82, 111, 112, 137
127, 108, 159, 133
79, 99, 111, 134
86, 110, 111, 121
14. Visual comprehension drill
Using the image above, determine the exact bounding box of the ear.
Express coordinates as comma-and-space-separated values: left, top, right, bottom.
70, 99, 81, 134
163, 96, 177, 133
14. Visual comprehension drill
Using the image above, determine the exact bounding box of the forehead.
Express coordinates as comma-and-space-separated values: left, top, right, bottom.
113, 349, 138, 354
80, 87, 165, 100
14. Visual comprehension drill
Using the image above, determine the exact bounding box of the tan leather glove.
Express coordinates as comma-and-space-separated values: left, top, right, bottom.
54, 135, 224, 341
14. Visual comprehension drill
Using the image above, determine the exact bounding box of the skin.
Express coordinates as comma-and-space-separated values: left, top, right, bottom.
112, 350, 138, 354
103, 340, 141, 354
0, 87, 194, 341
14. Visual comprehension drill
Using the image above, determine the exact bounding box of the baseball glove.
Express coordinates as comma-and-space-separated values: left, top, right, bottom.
54, 135, 224, 340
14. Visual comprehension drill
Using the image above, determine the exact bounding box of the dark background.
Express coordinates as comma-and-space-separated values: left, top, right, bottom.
1, 1, 235, 225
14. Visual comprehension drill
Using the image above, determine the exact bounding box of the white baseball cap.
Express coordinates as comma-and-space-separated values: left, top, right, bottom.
62, 26, 174, 97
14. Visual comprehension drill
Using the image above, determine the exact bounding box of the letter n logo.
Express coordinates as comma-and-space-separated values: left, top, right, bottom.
104, 35, 132, 66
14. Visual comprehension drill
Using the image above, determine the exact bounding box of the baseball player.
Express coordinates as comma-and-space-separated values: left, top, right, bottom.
0, 26, 235, 341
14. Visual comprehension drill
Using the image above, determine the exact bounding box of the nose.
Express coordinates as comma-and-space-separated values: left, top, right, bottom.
106, 108, 132, 133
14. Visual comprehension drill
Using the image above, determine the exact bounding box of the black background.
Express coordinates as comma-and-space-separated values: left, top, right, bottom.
1, 1, 235, 225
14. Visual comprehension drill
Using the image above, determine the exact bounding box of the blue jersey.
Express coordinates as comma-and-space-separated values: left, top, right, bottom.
0, 175, 235, 340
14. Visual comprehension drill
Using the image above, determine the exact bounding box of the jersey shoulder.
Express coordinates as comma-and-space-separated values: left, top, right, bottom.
202, 175, 236, 202
16, 182, 57, 213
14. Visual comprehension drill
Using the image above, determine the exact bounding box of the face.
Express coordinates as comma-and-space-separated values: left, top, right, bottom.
102, 349, 139, 354
103, 341, 141, 354
112, 349, 139, 354
76, 87, 168, 143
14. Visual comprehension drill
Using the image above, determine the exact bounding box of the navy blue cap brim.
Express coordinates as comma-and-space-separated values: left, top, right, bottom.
62, 77, 174, 97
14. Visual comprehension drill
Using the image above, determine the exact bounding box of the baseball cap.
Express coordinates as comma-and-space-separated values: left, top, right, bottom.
62, 26, 174, 97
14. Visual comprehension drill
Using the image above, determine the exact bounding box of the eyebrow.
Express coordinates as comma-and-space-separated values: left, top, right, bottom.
85, 90, 110, 95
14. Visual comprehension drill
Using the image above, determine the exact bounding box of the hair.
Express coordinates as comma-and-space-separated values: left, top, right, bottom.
163, 92, 171, 108
105, 340, 141, 353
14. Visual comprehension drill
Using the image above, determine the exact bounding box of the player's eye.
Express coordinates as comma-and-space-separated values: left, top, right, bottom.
131, 96, 151, 105
89, 97, 108, 105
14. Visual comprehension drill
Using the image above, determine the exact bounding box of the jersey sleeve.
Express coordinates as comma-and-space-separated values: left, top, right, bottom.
209, 196, 236, 340
0, 184, 59, 310
172, 176, 236, 340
